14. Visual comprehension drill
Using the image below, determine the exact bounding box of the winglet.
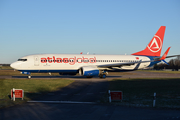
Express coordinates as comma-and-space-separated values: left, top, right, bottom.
159, 47, 171, 60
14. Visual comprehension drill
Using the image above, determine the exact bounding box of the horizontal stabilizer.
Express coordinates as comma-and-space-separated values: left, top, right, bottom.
159, 47, 171, 60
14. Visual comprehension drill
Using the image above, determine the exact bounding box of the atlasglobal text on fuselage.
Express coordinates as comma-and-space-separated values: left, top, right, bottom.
11, 26, 177, 78
41, 56, 96, 65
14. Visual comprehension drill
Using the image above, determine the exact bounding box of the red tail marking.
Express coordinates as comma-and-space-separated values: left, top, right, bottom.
159, 47, 171, 60
132, 26, 166, 57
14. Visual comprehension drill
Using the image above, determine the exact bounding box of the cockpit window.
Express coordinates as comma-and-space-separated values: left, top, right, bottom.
18, 59, 27, 61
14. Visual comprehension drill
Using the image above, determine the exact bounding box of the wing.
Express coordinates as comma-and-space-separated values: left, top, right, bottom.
97, 60, 152, 68
166, 55, 180, 59
154, 55, 180, 61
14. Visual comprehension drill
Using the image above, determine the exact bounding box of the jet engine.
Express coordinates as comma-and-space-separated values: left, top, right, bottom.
79, 66, 99, 77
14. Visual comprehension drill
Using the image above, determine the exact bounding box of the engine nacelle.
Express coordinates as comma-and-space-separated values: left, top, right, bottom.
79, 66, 99, 77
21, 71, 31, 75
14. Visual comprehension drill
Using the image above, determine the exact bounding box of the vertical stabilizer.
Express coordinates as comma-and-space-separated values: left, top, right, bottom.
132, 26, 166, 57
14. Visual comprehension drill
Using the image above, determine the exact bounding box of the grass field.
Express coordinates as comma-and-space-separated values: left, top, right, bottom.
138, 70, 180, 74
109, 78, 180, 109
1, 68, 180, 109
0, 78, 74, 108
0, 66, 12, 70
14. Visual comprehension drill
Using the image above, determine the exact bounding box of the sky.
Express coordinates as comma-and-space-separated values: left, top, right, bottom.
0, 0, 180, 64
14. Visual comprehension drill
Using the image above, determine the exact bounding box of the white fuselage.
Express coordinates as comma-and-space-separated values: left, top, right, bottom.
11, 54, 151, 72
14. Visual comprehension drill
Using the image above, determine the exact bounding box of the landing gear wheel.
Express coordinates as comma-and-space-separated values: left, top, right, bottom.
99, 74, 106, 78
102, 74, 106, 78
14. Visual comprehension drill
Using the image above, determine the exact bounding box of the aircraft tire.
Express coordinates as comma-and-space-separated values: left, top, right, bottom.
103, 74, 106, 78
99, 74, 106, 79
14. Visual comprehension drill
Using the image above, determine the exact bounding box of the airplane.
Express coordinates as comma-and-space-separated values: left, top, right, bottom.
10, 26, 175, 78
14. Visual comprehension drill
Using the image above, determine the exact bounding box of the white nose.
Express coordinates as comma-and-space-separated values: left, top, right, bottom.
10, 62, 16, 69
10, 62, 20, 69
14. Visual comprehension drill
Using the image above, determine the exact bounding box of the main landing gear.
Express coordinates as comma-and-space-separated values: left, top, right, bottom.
99, 71, 108, 78
99, 74, 106, 78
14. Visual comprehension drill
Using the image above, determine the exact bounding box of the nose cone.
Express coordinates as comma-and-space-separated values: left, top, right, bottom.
10, 62, 16, 69
10, 62, 19, 70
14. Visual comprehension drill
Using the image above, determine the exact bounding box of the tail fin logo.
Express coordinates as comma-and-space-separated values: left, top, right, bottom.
147, 35, 162, 53
132, 26, 165, 57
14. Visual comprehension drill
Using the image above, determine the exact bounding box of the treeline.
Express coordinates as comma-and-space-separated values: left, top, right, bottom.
0, 64, 10, 66
154, 58, 180, 70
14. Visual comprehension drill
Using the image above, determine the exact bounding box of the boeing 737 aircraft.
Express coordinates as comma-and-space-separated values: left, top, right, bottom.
10, 26, 175, 78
